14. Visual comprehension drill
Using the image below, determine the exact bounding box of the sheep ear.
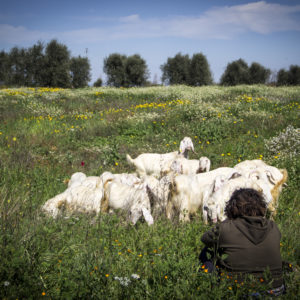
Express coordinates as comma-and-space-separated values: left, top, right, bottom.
266, 170, 276, 185
228, 171, 241, 180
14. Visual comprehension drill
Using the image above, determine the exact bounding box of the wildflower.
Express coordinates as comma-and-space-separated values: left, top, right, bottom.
206, 141, 210, 144
164, 275, 168, 279
115, 162, 119, 166
42, 292, 46, 296
228, 286, 232, 290
131, 274, 140, 279
114, 276, 131, 286
138, 254, 142, 257
201, 265, 205, 269
81, 161, 85, 166
227, 153, 231, 156
4, 281, 10, 286
260, 278, 264, 283
105, 274, 109, 277
221, 153, 225, 156
12, 137, 17, 141
204, 269, 208, 273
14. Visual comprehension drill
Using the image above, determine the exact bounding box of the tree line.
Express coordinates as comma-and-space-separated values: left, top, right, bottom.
0, 40, 91, 88
1, 40, 300, 88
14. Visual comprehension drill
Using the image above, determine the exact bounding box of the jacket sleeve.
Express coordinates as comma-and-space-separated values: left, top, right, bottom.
201, 225, 220, 248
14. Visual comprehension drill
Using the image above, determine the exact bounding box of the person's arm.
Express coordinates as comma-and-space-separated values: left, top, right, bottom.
201, 225, 220, 248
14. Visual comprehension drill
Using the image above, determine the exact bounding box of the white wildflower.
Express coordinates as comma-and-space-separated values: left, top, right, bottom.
131, 273, 140, 279
4, 281, 10, 286
265, 125, 300, 158
114, 276, 131, 286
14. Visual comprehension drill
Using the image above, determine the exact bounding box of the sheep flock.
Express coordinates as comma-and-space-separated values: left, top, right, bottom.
42, 137, 288, 225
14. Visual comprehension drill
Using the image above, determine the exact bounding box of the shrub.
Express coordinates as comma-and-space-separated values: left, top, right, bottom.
265, 125, 300, 158
93, 77, 103, 87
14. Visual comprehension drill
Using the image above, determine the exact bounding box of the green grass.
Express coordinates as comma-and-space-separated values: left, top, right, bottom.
0, 85, 299, 299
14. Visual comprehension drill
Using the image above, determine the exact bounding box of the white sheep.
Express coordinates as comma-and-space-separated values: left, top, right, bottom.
102, 179, 154, 225
234, 160, 288, 215
167, 167, 241, 222
99, 171, 141, 186
126, 136, 195, 177
141, 174, 174, 218
203, 174, 273, 224
169, 156, 211, 175
42, 181, 104, 218
43, 170, 143, 219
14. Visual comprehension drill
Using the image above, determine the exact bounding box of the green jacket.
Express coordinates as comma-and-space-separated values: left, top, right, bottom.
201, 216, 283, 288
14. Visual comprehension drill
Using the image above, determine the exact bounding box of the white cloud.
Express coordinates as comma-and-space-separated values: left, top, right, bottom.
0, 24, 49, 45
119, 14, 140, 23
1, 1, 300, 46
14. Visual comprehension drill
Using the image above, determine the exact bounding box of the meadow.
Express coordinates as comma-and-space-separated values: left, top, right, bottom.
0, 85, 299, 299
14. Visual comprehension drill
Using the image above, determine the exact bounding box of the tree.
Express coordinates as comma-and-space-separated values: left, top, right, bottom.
277, 65, 300, 86
0, 50, 9, 84
277, 69, 290, 86
7, 47, 28, 86
288, 65, 300, 85
103, 53, 127, 87
220, 59, 250, 86
249, 62, 270, 84
189, 53, 213, 86
161, 53, 190, 85
93, 77, 103, 87
26, 41, 46, 86
70, 56, 91, 88
43, 39, 71, 88
125, 54, 149, 87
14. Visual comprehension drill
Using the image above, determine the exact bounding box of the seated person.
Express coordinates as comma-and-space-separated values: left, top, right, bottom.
200, 188, 285, 296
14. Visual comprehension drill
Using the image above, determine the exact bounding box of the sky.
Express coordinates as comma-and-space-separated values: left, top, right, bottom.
1, 0, 300, 84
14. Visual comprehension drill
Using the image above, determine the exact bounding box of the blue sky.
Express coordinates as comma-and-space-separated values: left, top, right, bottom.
1, 0, 300, 84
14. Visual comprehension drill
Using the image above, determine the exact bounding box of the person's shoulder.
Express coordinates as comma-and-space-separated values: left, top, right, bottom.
219, 218, 235, 231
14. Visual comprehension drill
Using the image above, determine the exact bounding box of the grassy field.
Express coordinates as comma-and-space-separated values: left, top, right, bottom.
0, 85, 299, 299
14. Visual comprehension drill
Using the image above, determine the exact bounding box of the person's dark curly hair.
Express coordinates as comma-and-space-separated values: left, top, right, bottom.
224, 188, 267, 219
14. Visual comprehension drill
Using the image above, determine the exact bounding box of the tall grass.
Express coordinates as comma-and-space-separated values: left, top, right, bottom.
0, 85, 299, 299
